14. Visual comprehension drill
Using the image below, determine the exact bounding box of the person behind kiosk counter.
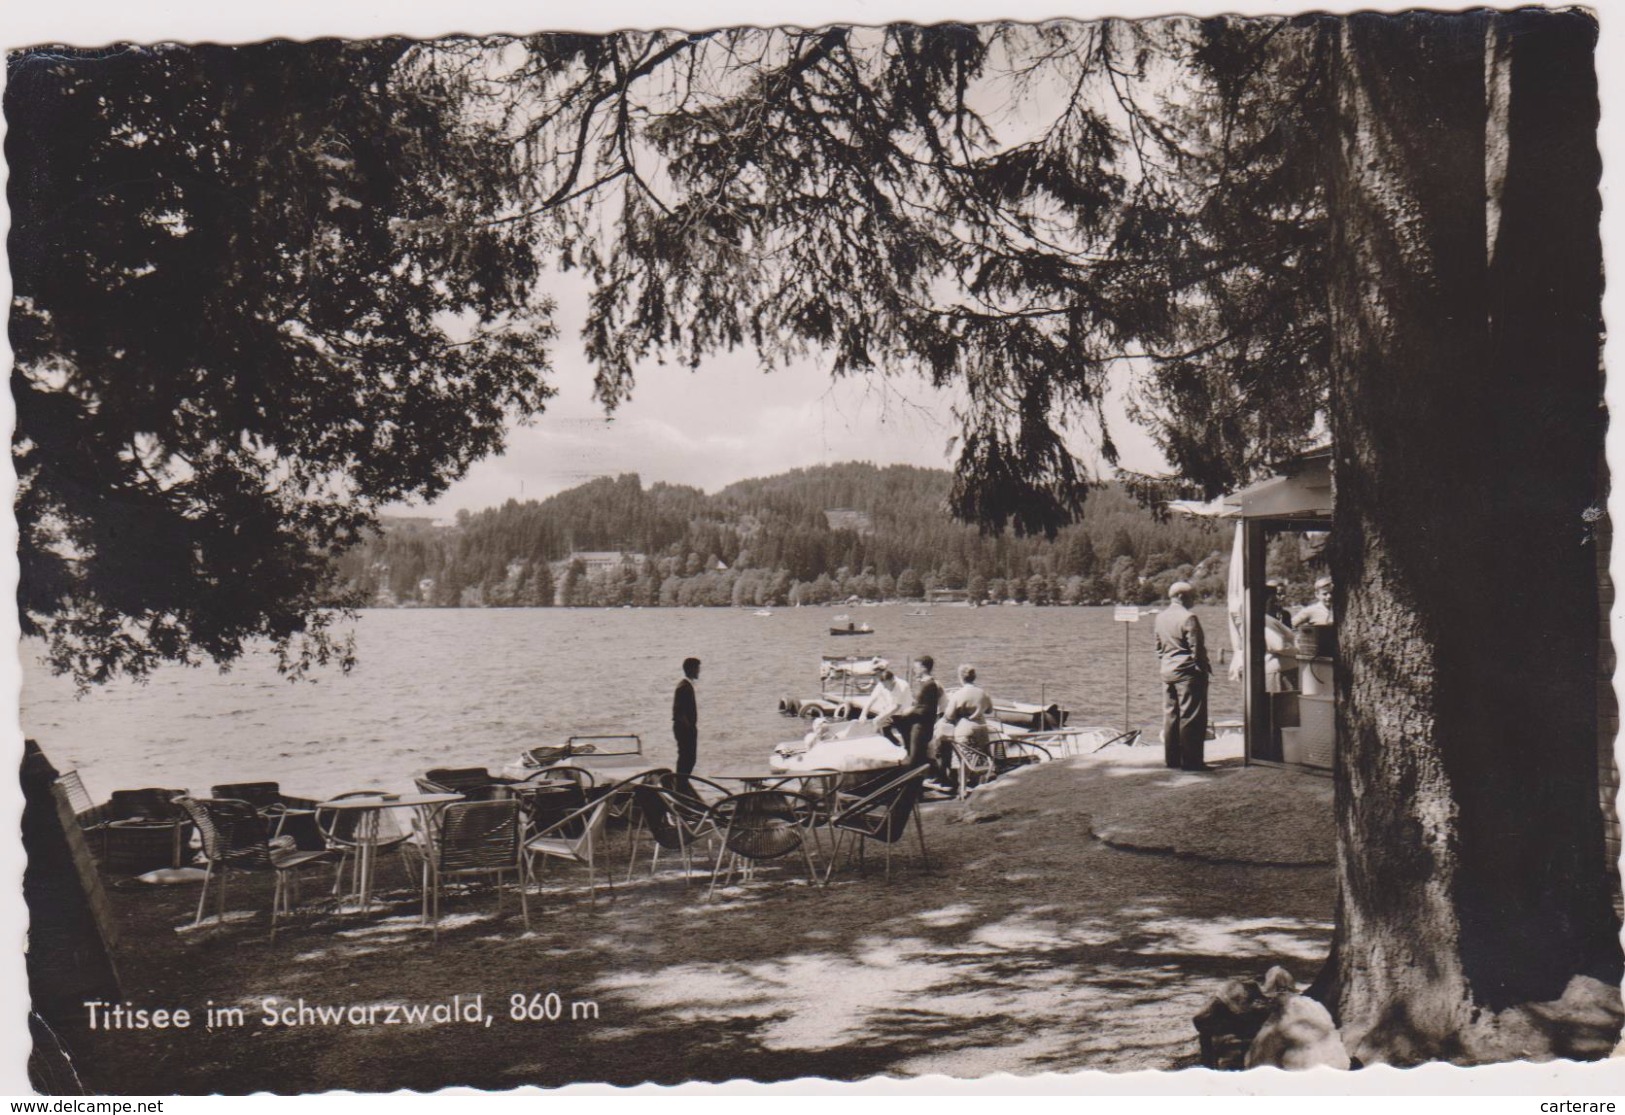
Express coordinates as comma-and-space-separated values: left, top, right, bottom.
1263, 579, 1292, 625
1262, 581, 1299, 692
1154, 582, 1213, 772
1294, 576, 1334, 628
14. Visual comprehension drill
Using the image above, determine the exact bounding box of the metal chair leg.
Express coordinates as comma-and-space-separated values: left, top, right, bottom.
822, 829, 844, 885
270, 872, 283, 942
625, 816, 645, 881
193, 861, 215, 926
519, 860, 531, 931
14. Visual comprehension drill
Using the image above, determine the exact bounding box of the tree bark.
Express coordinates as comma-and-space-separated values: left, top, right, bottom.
1324, 10, 1619, 1065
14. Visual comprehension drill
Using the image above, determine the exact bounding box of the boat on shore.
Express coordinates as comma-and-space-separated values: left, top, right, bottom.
769, 718, 908, 775
780, 655, 882, 719
499, 735, 653, 782
991, 700, 1070, 731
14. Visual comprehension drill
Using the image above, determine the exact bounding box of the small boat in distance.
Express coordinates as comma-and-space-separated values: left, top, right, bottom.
904, 608, 932, 617
752, 609, 774, 617
830, 622, 875, 636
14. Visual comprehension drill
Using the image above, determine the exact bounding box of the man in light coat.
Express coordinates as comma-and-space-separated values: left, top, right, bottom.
1154, 582, 1212, 771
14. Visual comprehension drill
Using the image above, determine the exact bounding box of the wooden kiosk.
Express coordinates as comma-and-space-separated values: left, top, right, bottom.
1203, 447, 1335, 772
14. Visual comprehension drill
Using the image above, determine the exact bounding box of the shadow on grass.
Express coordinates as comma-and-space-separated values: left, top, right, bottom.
43, 765, 1335, 1093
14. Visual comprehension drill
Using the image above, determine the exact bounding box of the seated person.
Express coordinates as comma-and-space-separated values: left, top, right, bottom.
930, 664, 995, 787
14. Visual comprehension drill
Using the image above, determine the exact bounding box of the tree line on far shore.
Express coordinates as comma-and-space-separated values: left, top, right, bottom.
329, 462, 1316, 609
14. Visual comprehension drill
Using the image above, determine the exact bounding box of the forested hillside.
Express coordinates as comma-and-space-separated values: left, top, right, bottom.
329, 463, 1268, 608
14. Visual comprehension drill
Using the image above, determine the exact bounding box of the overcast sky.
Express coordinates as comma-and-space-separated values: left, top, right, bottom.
416, 272, 1168, 518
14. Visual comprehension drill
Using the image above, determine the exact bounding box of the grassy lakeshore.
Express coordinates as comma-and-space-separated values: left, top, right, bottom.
42, 747, 1335, 1093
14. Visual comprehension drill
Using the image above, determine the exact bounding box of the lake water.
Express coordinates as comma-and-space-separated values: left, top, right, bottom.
20, 604, 1241, 800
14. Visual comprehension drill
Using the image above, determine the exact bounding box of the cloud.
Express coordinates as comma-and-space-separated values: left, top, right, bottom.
404, 271, 1166, 517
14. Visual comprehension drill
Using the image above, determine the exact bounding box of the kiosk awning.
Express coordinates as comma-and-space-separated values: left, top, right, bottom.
1168, 451, 1332, 522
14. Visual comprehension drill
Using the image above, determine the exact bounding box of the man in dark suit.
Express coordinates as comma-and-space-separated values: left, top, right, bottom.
672, 657, 701, 775
1154, 582, 1212, 771
879, 655, 943, 771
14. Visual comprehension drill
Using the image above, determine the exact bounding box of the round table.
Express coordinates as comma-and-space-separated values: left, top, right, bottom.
315, 792, 463, 910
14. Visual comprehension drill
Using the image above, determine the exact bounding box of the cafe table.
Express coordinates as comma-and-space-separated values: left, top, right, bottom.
709, 768, 841, 792
706, 769, 843, 845
315, 791, 463, 910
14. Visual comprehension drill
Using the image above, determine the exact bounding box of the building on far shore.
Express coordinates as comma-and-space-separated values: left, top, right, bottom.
562, 550, 646, 574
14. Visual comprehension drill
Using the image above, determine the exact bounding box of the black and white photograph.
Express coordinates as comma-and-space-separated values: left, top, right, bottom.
7, 0, 1624, 1096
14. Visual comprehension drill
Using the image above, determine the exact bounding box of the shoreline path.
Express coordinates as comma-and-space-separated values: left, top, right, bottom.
62, 740, 1334, 1092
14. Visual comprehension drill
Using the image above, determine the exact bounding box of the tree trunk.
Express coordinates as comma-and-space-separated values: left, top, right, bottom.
1324, 10, 1619, 1065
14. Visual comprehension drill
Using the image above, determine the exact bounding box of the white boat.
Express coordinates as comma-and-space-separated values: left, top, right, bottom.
780, 655, 884, 719
769, 719, 909, 775
990, 699, 1070, 730
752, 609, 773, 617
499, 735, 654, 782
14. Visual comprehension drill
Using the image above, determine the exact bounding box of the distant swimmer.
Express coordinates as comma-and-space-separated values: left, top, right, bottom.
672, 657, 701, 776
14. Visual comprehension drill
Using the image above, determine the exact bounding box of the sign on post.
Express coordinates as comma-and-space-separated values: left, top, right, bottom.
1114, 606, 1139, 732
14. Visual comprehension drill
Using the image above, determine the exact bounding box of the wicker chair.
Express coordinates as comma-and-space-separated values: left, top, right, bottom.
950, 741, 998, 800
523, 770, 659, 903
317, 791, 421, 898
172, 795, 332, 940
994, 737, 1053, 770
56, 771, 95, 818
97, 787, 195, 875
212, 781, 325, 850
523, 794, 616, 904
823, 765, 932, 883
512, 779, 588, 841
624, 780, 724, 884
423, 767, 517, 802
1088, 727, 1143, 754
520, 764, 595, 789
704, 790, 821, 899
209, 782, 283, 810
420, 799, 529, 938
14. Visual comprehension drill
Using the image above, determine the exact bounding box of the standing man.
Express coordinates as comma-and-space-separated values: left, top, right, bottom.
672, 657, 701, 776
1155, 582, 1212, 772
879, 655, 943, 769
